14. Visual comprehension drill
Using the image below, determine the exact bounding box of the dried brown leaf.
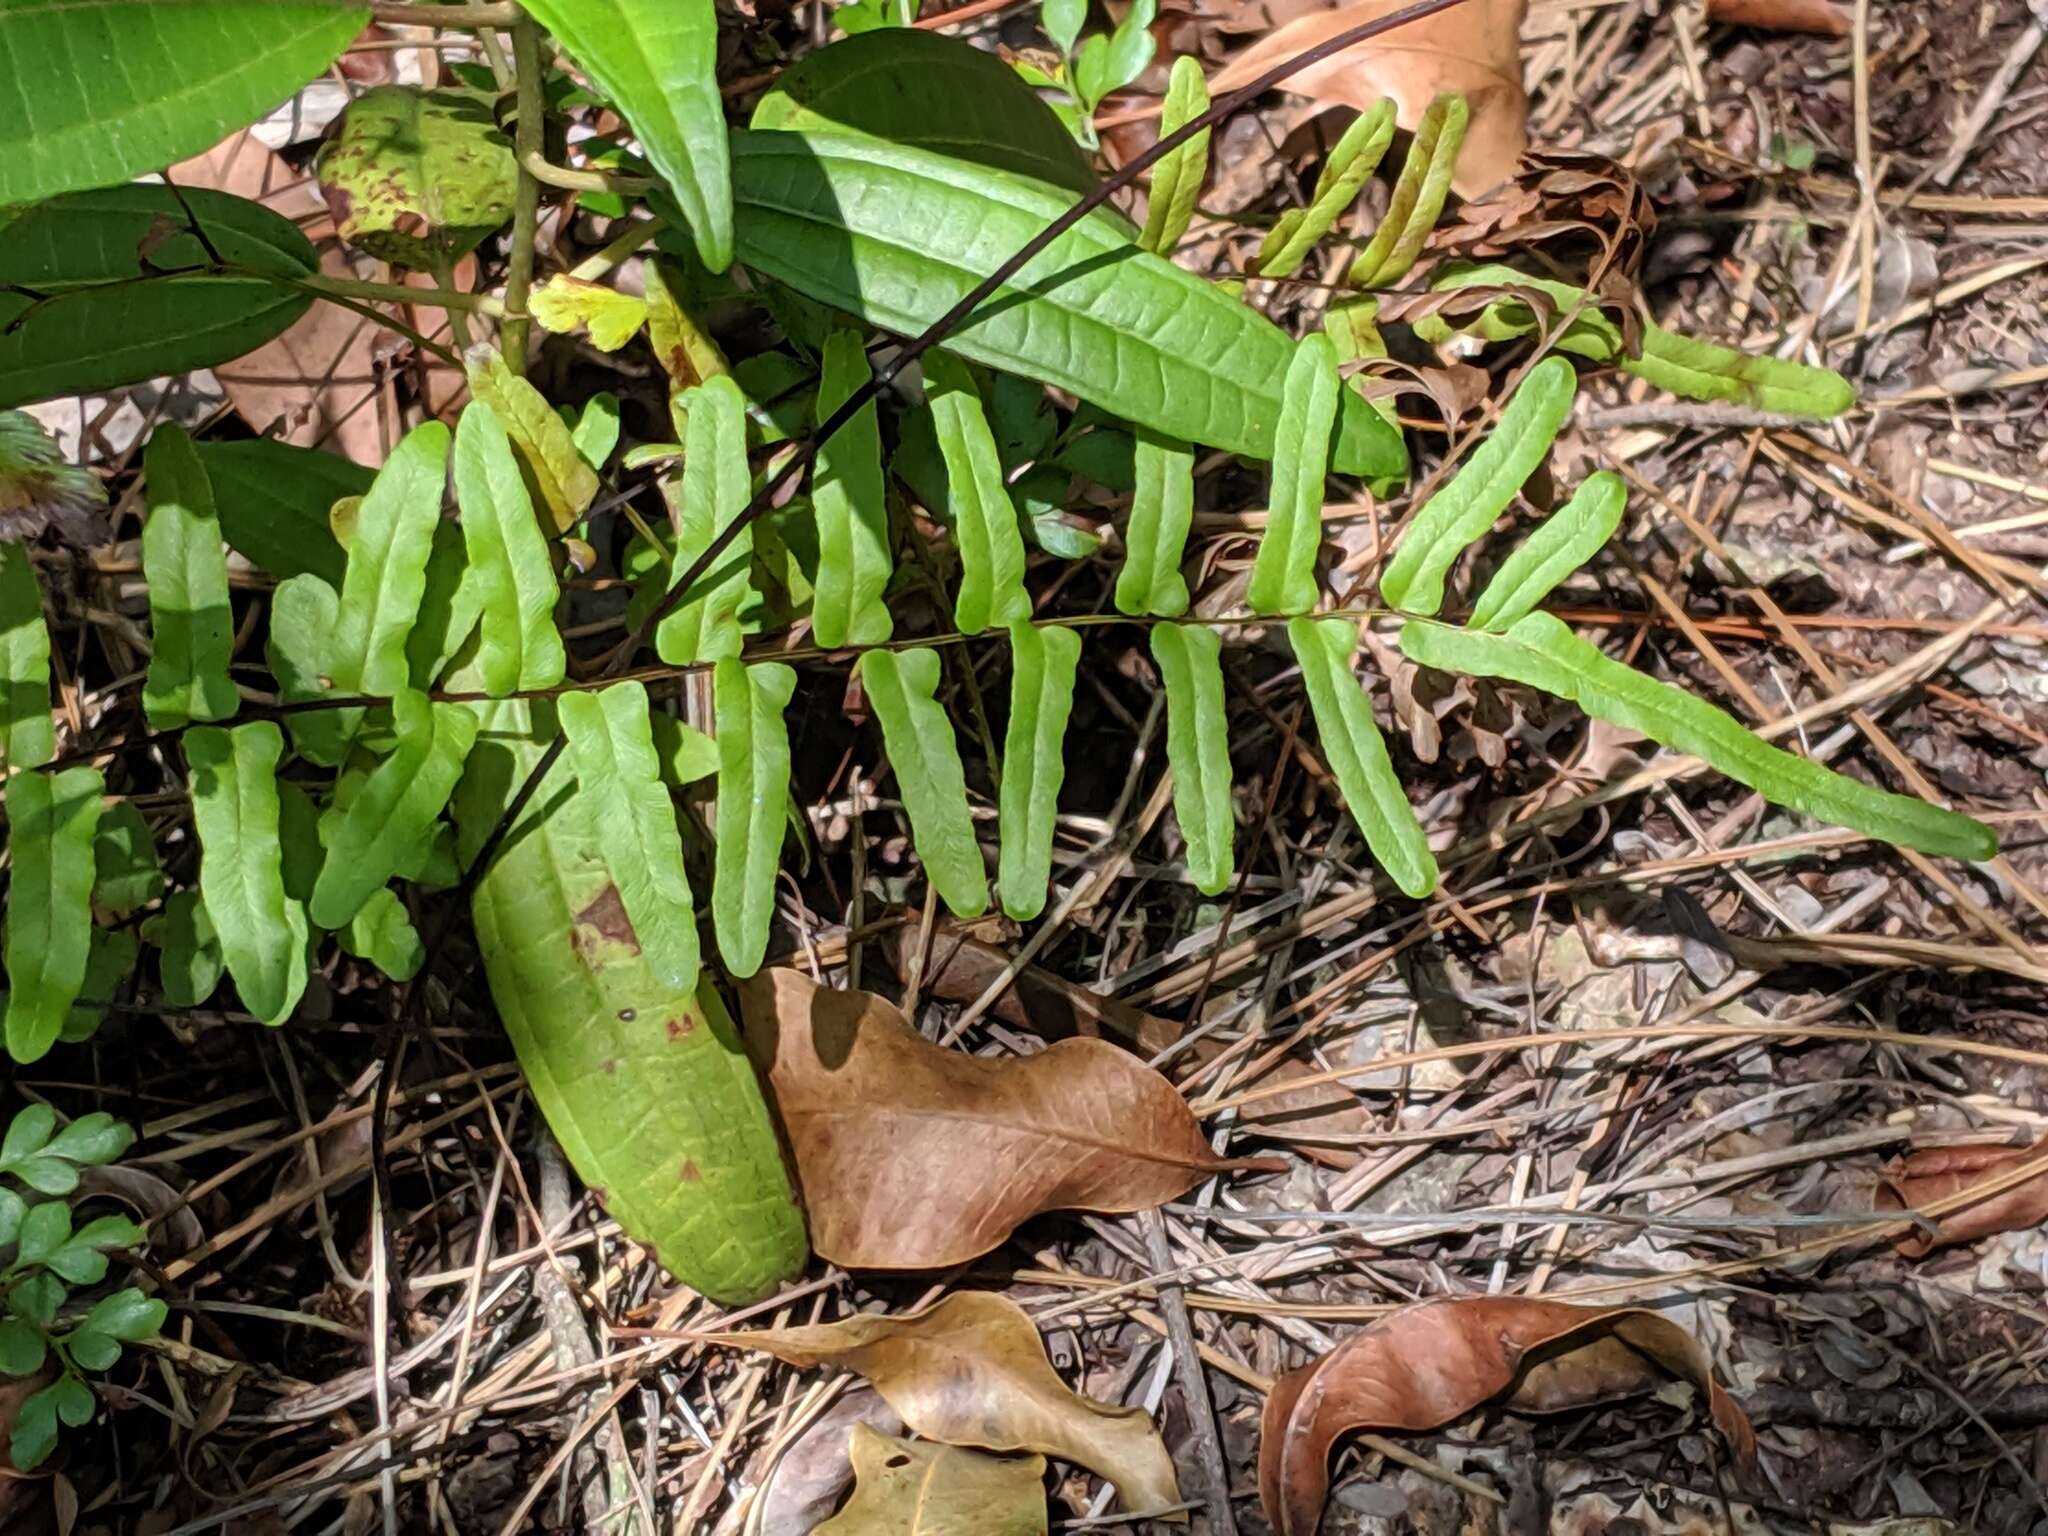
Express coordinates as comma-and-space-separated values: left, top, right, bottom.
739, 967, 1268, 1269
1877, 1137, 2048, 1258
819, 1424, 1047, 1535
1258, 1296, 1755, 1536
703, 1291, 1181, 1518
1209, 0, 1528, 196
1706, 0, 1850, 35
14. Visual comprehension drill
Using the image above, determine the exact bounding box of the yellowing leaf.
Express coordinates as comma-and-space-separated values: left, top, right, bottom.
528, 275, 650, 352
820, 1425, 1047, 1536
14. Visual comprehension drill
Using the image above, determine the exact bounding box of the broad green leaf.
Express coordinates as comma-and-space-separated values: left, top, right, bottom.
455, 399, 567, 695
520, 0, 733, 270
1114, 431, 1195, 618
140, 426, 237, 730
752, 30, 1097, 197
16, 1199, 67, 1264
0, 539, 54, 773
458, 698, 806, 1299
42, 1112, 130, 1167
141, 892, 222, 1009
1469, 471, 1626, 631
1400, 612, 1999, 862
1042, 0, 1084, 54
0, 0, 366, 206
730, 130, 1408, 479
1140, 56, 1211, 255
1149, 623, 1233, 894
530, 275, 650, 351
185, 722, 309, 1026
58, 927, 135, 1045
1288, 617, 1436, 897
0, 186, 316, 410
998, 621, 1079, 920
571, 391, 622, 471
0, 408, 106, 545
316, 87, 517, 269
1350, 93, 1468, 288
465, 348, 601, 535
91, 802, 163, 922
83, 1288, 166, 1344
656, 374, 755, 665
1, 1105, 53, 1161
340, 886, 423, 981
1380, 354, 1576, 617
311, 691, 478, 929
923, 353, 1030, 635
559, 682, 700, 993
193, 440, 363, 588
66, 1328, 120, 1372
1104, 0, 1157, 97
859, 648, 987, 917
653, 714, 721, 786
405, 519, 482, 691
0, 1318, 43, 1377
1257, 101, 1394, 280
267, 575, 354, 767
11, 1381, 58, 1470
2, 766, 102, 1063
1247, 333, 1340, 617
713, 659, 796, 976
810, 331, 893, 649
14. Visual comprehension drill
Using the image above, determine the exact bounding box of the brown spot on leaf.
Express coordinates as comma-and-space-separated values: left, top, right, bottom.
679, 1160, 701, 1183
666, 1015, 696, 1042
601, 1058, 618, 1075
571, 884, 641, 965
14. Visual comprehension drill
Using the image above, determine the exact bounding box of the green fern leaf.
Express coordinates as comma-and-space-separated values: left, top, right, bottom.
1350, 92, 1468, 288
859, 647, 988, 917
1468, 471, 1626, 631
998, 621, 1080, 920
1115, 431, 1195, 618
455, 399, 566, 695
811, 330, 894, 649
657, 374, 754, 666
1151, 622, 1234, 894
185, 722, 309, 1026
0, 539, 53, 774
713, 658, 797, 976
924, 352, 1030, 635
1140, 55, 1211, 255
1257, 101, 1394, 280
2, 766, 102, 1062
1248, 333, 1340, 617
139, 426, 237, 729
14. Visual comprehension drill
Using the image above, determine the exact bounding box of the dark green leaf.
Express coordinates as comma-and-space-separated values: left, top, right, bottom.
82, 1288, 166, 1344
997, 622, 1079, 920
0, 1105, 53, 1162
140, 425, 238, 729
16, 1198, 67, 1263
43, 1113, 131, 1168
859, 648, 987, 917
1150, 622, 1232, 894
0, 538, 54, 773
144, 892, 223, 1010
340, 887, 424, 982
3, 765, 103, 1063
66, 1328, 120, 1372
193, 440, 363, 588
185, 722, 309, 1025
91, 801, 163, 922
0, 1318, 44, 1377
10, 1381, 58, 1470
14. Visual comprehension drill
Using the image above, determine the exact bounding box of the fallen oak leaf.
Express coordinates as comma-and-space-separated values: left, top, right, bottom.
820, 1423, 1047, 1536
703, 1291, 1182, 1518
1259, 1296, 1755, 1536
1706, 0, 1850, 35
1876, 1136, 2048, 1258
738, 967, 1275, 1269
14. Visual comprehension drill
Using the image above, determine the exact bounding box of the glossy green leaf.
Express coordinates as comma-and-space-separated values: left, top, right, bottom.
1469, 470, 1626, 631
1288, 617, 1436, 897
656, 374, 755, 665
1257, 101, 1394, 280
317, 86, 518, 269
465, 348, 600, 535
1140, 56, 1211, 255
520, 0, 732, 270
140, 426, 238, 730
0, 0, 366, 206
1115, 431, 1195, 618
859, 647, 987, 917
752, 29, 1097, 196
91, 802, 163, 922
0, 186, 316, 410
0, 539, 53, 774
340, 886, 423, 982
559, 682, 699, 993
2, 766, 102, 1063
1149, 622, 1233, 894
1043, 0, 1084, 53
810, 331, 893, 649
83, 1288, 166, 1344
713, 658, 797, 977
1399, 612, 1998, 862
730, 130, 1408, 479
194, 440, 363, 588
1248, 333, 1340, 617
1350, 92, 1468, 288
997, 621, 1079, 920
1380, 355, 1576, 617
142, 892, 222, 1010
185, 722, 309, 1026
311, 691, 478, 930
455, 399, 566, 695
924, 352, 1030, 635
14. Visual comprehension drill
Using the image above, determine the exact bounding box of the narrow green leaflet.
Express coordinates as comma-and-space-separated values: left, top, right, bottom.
713, 659, 797, 976
0, 0, 366, 206
330, 420, 453, 698
518, 0, 733, 270
268, 574, 354, 766
185, 723, 309, 1026
1140, 55, 1211, 255
140, 426, 237, 730
465, 348, 601, 534
1399, 612, 1998, 862
1380, 355, 1576, 617
559, 682, 700, 993
653, 713, 721, 786
730, 130, 1407, 479
657, 374, 754, 665
194, 440, 363, 587
924, 353, 1030, 635
91, 802, 164, 921
1350, 93, 1468, 288
1469, 471, 1626, 631
572, 391, 622, 471
405, 520, 482, 691
1115, 431, 1195, 618
859, 648, 987, 917
1247, 333, 1340, 617
455, 399, 566, 695
2, 766, 102, 1063
311, 692, 479, 930
1288, 618, 1436, 897
810, 331, 894, 648
1150, 622, 1234, 895
998, 622, 1079, 920
0, 539, 53, 773
341, 887, 424, 982
1257, 101, 1394, 280
141, 893, 222, 1010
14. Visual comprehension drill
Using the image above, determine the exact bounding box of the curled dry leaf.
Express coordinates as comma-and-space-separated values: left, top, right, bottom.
703, 1291, 1182, 1518
1877, 1137, 2048, 1258
1706, 0, 1851, 35
738, 967, 1270, 1268
1210, 0, 1528, 197
1259, 1296, 1755, 1536
820, 1424, 1047, 1536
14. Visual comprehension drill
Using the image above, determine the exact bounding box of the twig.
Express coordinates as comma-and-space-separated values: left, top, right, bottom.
1934, 0, 2048, 186
1141, 1211, 1240, 1536
502, 17, 547, 368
